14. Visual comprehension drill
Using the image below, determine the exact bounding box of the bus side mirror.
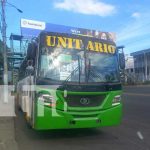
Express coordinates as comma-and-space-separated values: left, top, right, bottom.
119, 53, 125, 70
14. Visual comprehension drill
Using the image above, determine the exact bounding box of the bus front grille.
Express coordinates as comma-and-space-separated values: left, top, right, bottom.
65, 94, 106, 107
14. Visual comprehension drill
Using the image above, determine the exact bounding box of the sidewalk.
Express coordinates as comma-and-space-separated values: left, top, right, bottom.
0, 117, 18, 150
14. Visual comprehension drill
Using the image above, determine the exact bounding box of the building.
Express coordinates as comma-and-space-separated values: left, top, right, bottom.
125, 54, 134, 73
125, 54, 135, 84
131, 48, 150, 83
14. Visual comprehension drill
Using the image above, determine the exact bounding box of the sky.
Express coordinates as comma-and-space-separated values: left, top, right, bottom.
2, 0, 150, 54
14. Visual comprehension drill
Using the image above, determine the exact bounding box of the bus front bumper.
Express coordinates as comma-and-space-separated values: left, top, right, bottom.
34, 104, 122, 130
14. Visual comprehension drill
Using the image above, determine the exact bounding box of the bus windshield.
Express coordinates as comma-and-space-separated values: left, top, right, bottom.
39, 46, 120, 84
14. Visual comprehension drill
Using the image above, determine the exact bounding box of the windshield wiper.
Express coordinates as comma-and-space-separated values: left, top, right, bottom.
105, 72, 118, 83
86, 59, 103, 82
62, 56, 81, 86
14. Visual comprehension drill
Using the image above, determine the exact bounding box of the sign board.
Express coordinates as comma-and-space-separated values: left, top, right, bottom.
42, 32, 116, 54
20, 18, 116, 42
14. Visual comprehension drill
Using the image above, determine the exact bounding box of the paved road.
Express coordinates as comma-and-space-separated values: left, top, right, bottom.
0, 117, 18, 150
14, 85, 150, 150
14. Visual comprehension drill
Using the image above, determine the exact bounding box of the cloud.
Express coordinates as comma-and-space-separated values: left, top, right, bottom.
131, 12, 141, 19
117, 12, 150, 42
116, 12, 150, 53
54, 0, 116, 17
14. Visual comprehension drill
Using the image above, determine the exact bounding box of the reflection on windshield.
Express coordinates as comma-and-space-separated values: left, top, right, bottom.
39, 47, 119, 83
87, 52, 119, 83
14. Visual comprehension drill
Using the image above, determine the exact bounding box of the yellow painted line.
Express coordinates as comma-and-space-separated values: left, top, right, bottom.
123, 92, 150, 97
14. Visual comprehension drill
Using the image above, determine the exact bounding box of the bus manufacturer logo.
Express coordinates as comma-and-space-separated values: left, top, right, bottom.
80, 98, 90, 105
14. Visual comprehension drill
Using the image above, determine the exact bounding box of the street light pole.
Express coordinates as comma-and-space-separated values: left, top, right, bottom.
1, 0, 8, 85
1, 0, 23, 85
7, 1, 23, 13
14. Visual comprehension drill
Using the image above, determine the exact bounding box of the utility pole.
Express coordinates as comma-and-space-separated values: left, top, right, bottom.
1, 0, 8, 85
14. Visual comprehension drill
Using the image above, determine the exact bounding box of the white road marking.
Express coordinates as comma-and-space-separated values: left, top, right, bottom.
137, 131, 144, 140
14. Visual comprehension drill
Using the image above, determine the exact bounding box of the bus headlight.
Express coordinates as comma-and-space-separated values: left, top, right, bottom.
38, 94, 56, 107
112, 95, 121, 106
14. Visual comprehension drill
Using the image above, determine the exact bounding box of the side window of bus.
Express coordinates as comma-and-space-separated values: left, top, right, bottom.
19, 59, 27, 80
25, 60, 34, 76
18, 41, 37, 80
26, 42, 37, 67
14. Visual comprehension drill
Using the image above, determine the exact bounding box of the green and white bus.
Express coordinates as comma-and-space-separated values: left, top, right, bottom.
17, 31, 124, 130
